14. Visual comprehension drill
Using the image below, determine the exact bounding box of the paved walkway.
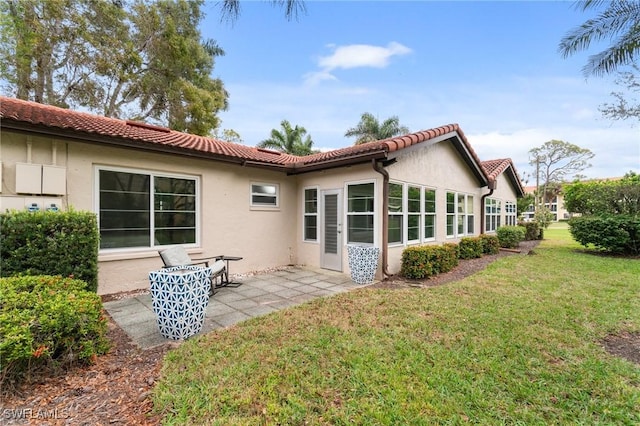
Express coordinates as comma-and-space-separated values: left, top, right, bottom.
104, 266, 368, 349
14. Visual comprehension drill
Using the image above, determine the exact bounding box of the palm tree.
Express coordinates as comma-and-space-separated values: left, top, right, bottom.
345, 112, 410, 145
559, 0, 640, 77
219, 0, 306, 22
257, 120, 316, 156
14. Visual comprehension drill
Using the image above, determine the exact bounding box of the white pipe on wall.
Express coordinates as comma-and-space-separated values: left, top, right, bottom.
26, 136, 33, 163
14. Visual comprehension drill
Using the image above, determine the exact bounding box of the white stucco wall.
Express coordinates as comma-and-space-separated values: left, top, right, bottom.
384, 140, 487, 274
295, 164, 382, 278
1, 131, 298, 294
485, 170, 520, 231
1, 130, 521, 293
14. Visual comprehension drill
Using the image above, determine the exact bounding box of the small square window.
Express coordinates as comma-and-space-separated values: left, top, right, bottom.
251, 183, 279, 207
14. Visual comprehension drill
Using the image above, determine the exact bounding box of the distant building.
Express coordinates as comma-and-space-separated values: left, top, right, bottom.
522, 177, 623, 222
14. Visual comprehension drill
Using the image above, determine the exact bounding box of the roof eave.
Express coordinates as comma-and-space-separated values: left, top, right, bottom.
1, 119, 290, 172
286, 150, 389, 175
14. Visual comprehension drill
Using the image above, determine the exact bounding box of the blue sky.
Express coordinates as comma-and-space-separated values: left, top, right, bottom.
200, 0, 639, 181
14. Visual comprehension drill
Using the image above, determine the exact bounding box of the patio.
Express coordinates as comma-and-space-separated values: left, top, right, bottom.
103, 266, 369, 349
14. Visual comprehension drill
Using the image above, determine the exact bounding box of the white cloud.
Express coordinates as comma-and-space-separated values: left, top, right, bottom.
304, 42, 412, 85
318, 42, 412, 71
302, 70, 338, 87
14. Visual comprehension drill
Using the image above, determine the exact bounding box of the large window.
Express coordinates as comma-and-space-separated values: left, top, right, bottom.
347, 182, 375, 244
505, 201, 517, 226
251, 183, 279, 207
485, 198, 501, 232
447, 192, 474, 237
407, 186, 421, 242
388, 182, 404, 245
423, 188, 436, 240
303, 187, 318, 241
387, 183, 436, 245
98, 168, 197, 250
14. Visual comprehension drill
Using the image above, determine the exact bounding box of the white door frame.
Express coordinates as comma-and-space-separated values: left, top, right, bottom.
320, 189, 342, 271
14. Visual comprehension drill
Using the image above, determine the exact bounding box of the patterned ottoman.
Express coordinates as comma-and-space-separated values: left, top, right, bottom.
148, 266, 212, 340
346, 245, 380, 285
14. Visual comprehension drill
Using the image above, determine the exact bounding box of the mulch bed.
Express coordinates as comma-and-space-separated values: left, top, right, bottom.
2, 239, 637, 425
1, 318, 171, 425
368, 240, 541, 289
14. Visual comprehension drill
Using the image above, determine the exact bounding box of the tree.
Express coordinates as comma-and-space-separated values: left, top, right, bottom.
345, 112, 410, 145
215, 128, 244, 144
600, 64, 640, 123
564, 172, 640, 215
218, 0, 306, 22
0, 0, 228, 136
529, 140, 595, 205
257, 120, 316, 155
558, 0, 640, 77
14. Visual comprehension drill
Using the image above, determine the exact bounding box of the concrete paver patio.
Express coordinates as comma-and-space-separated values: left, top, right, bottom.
103, 266, 368, 349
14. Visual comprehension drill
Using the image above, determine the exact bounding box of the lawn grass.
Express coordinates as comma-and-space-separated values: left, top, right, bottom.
153, 228, 640, 425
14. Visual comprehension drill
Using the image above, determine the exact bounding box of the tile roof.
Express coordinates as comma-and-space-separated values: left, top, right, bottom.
481, 158, 525, 196
0, 96, 490, 184
0, 96, 298, 166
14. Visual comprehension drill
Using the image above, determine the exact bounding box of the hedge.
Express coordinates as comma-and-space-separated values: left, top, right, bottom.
496, 226, 525, 249
0, 210, 99, 292
569, 215, 640, 255
479, 234, 500, 255
518, 221, 542, 241
0, 276, 109, 383
458, 237, 484, 259
401, 243, 459, 279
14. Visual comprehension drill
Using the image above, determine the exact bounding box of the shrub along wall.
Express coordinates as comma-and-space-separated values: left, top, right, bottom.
496, 226, 526, 249
401, 244, 459, 279
479, 234, 500, 255
401, 235, 503, 280
0, 210, 99, 292
0, 275, 109, 383
458, 237, 484, 259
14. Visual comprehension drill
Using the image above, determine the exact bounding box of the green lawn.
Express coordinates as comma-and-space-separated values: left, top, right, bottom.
153, 228, 640, 425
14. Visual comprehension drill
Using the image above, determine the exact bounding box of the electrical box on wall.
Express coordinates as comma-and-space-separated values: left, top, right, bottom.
15, 163, 42, 194
42, 165, 66, 195
0, 196, 26, 211
14, 163, 67, 196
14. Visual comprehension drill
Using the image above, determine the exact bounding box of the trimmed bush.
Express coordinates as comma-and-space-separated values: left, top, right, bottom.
496, 226, 525, 249
0, 276, 109, 383
0, 210, 99, 292
401, 243, 459, 279
519, 221, 542, 240
569, 215, 640, 255
458, 237, 483, 259
401, 246, 434, 279
439, 243, 459, 273
479, 234, 500, 255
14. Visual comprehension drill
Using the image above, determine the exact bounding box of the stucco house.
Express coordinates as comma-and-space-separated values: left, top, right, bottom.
0, 96, 524, 295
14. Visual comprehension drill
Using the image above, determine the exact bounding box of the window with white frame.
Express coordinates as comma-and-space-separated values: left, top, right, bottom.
98, 168, 197, 250
423, 188, 436, 240
303, 188, 318, 241
251, 182, 279, 207
485, 198, 501, 232
388, 182, 404, 245
447, 191, 475, 237
466, 195, 475, 235
505, 201, 517, 226
387, 183, 437, 245
347, 182, 375, 244
407, 186, 421, 242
